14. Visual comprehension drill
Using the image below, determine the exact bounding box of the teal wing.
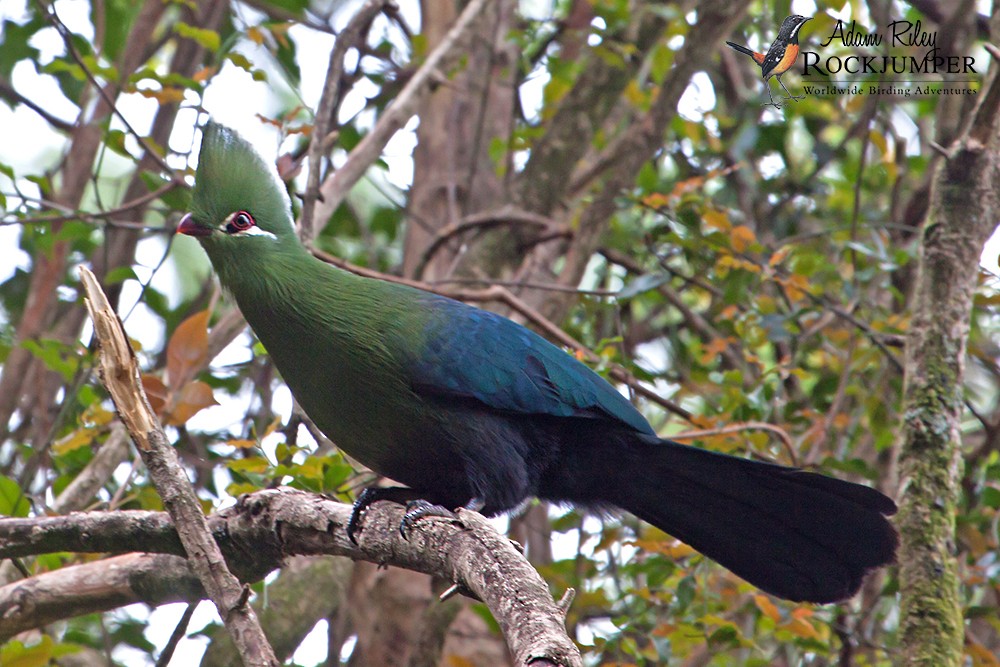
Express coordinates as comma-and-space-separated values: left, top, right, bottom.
408, 294, 654, 435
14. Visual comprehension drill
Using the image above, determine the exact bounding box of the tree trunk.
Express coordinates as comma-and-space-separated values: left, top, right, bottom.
896, 31, 1000, 664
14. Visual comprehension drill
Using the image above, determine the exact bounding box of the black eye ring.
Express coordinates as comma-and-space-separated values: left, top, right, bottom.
226, 211, 254, 234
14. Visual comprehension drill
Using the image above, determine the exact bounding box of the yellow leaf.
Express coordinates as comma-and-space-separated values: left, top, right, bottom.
262, 415, 284, 438
192, 65, 216, 82
769, 245, 791, 267
702, 208, 732, 232
790, 606, 813, 619
774, 273, 811, 302
53, 428, 97, 455
730, 225, 757, 253
663, 541, 696, 559
227, 438, 258, 449
174, 22, 220, 51
167, 310, 210, 389
82, 403, 115, 427
137, 87, 186, 104
227, 457, 269, 474
298, 456, 324, 480
754, 594, 782, 622
781, 617, 820, 640
246, 26, 265, 45
641, 192, 670, 209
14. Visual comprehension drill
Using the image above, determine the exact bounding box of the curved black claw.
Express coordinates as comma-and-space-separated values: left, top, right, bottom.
398, 496, 486, 540
399, 500, 456, 540
347, 486, 424, 544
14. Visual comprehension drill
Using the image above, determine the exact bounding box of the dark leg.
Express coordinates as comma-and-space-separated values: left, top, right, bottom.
778, 75, 803, 101
399, 496, 486, 540
347, 486, 427, 544
762, 80, 782, 109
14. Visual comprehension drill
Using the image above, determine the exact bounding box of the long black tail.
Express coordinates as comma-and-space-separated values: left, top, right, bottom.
725, 41, 757, 58
559, 433, 898, 603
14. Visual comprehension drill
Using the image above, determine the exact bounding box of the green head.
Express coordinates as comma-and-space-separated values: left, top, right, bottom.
178, 122, 299, 264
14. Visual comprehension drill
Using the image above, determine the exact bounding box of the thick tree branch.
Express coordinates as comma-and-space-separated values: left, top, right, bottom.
79, 267, 279, 667
0, 488, 582, 666
0, 553, 205, 641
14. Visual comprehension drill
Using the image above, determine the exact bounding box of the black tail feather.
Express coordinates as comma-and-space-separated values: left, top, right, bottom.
726, 40, 757, 57
579, 435, 898, 603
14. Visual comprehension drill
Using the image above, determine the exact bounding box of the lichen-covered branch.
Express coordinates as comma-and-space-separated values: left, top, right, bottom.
0, 488, 582, 666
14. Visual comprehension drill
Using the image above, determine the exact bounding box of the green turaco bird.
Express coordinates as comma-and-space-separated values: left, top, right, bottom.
178, 122, 897, 603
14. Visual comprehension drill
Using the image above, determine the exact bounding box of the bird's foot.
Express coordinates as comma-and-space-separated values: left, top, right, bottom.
399, 496, 486, 540
400, 500, 458, 539
783, 94, 805, 102
347, 486, 423, 544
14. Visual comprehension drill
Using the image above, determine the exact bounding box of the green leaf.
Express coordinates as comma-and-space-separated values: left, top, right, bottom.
174, 22, 221, 51
0, 18, 42, 80
21, 338, 79, 382
981, 486, 1000, 509
0, 475, 30, 517
96, 0, 139, 61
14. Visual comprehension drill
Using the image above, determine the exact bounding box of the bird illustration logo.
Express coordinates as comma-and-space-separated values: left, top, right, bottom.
726, 15, 812, 109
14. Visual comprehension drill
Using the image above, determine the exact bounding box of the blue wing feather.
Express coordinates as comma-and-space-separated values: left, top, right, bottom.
409, 295, 654, 435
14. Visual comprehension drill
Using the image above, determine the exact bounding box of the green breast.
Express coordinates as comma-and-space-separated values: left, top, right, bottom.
221, 246, 431, 474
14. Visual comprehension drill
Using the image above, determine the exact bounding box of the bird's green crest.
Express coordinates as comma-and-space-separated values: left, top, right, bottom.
188, 121, 295, 241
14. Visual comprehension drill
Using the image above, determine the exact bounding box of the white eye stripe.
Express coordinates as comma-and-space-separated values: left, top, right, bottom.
242, 226, 277, 240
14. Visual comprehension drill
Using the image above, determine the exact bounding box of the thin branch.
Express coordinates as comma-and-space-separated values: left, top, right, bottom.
671, 421, 798, 467
309, 0, 494, 235
79, 266, 279, 667
41, 0, 174, 174
2, 180, 182, 229
0, 79, 74, 131
413, 206, 569, 280
155, 603, 197, 667
300, 0, 394, 241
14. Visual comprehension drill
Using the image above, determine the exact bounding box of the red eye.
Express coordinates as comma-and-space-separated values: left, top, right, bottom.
226, 211, 254, 234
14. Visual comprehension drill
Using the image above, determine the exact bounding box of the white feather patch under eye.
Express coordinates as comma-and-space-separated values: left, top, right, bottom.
242, 226, 277, 240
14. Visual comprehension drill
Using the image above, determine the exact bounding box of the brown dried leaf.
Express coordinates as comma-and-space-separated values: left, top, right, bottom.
165, 380, 218, 426
167, 310, 210, 390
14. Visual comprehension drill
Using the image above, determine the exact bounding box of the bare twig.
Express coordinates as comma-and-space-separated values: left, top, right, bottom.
78, 266, 279, 667
310, 0, 494, 235
671, 421, 798, 466
155, 603, 197, 667
0, 79, 74, 131
42, 2, 174, 175
413, 206, 569, 280
300, 0, 394, 241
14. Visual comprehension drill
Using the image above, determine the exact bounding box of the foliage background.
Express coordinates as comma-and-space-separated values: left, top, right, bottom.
0, 0, 998, 665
